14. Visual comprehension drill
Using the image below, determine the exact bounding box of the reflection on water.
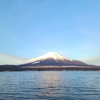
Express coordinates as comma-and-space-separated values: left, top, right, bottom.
39, 71, 63, 98
0, 71, 100, 100
41, 71, 61, 87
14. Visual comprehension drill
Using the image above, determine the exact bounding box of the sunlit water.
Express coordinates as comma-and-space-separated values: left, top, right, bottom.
0, 71, 100, 100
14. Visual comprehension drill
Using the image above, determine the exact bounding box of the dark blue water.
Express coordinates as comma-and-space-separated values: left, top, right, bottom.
0, 71, 100, 100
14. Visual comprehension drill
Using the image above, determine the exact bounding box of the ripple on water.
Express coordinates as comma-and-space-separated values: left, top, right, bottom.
0, 71, 100, 100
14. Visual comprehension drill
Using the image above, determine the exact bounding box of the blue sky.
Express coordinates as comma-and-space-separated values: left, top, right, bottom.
0, 0, 100, 65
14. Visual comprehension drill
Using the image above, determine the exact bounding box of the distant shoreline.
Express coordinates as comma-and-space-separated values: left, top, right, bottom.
0, 65, 100, 71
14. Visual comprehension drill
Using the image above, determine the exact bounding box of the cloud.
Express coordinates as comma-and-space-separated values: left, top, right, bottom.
0, 52, 28, 65
82, 55, 100, 66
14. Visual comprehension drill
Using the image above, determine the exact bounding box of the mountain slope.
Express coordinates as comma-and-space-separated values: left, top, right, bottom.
20, 52, 87, 66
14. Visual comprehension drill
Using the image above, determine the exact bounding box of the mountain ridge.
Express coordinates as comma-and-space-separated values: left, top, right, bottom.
0, 52, 100, 71
21, 52, 87, 66
27, 52, 72, 62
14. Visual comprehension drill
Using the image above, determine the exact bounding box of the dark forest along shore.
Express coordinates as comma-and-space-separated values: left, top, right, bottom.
0, 65, 100, 71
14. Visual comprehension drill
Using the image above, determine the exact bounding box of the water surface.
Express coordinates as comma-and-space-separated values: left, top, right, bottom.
0, 71, 100, 100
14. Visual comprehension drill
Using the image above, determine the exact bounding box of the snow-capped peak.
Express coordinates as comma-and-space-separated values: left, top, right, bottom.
27, 52, 72, 63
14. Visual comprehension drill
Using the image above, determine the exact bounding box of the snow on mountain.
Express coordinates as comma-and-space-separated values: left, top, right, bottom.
27, 52, 72, 63
20, 52, 87, 66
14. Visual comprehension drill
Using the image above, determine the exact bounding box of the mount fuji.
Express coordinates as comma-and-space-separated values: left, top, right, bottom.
1, 52, 100, 71
20, 52, 87, 66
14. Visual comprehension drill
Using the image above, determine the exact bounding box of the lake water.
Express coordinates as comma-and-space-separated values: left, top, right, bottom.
0, 71, 100, 100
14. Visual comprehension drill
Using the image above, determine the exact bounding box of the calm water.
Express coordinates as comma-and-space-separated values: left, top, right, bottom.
0, 71, 100, 100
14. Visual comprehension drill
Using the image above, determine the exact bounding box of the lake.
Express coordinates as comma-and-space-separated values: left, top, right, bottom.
0, 71, 100, 100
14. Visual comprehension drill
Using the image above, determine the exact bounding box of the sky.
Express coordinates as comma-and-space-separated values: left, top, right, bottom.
0, 0, 100, 65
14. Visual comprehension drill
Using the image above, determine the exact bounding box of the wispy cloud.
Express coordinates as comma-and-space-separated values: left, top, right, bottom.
0, 52, 28, 65
82, 55, 100, 66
